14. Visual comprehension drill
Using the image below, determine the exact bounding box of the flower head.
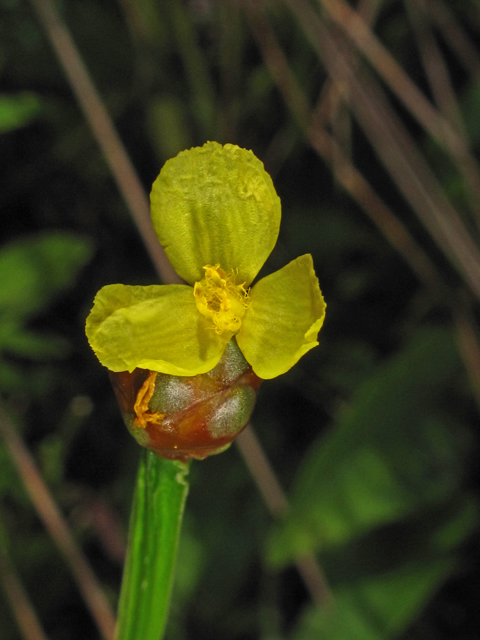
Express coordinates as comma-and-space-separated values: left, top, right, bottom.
86, 142, 325, 380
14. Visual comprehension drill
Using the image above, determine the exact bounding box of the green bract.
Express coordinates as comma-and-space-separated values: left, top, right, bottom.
86, 142, 326, 380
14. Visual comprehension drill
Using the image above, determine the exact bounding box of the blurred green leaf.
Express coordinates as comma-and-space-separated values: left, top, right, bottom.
243, 65, 275, 117
0, 318, 69, 358
0, 444, 27, 502
0, 361, 24, 390
165, 518, 205, 640
171, 520, 205, 605
38, 435, 65, 487
290, 496, 477, 640
147, 95, 192, 162
167, 0, 216, 138
126, 0, 171, 49
0, 232, 92, 392
268, 499, 478, 640
291, 558, 451, 640
268, 329, 466, 566
0, 231, 93, 319
0, 93, 42, 133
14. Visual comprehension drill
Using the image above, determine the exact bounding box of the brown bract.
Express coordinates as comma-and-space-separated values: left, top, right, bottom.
109, 339, 262, 461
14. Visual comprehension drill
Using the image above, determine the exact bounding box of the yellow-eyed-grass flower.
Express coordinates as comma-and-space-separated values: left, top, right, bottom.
86, 142, 326, 460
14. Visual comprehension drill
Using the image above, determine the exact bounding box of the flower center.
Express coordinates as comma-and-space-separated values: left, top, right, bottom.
194, 264, 250, 335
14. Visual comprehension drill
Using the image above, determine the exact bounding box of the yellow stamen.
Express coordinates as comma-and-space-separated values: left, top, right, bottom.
194, 264, 250, 335
134, 371, 165, 428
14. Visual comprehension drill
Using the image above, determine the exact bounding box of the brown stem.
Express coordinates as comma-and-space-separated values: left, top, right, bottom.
316, 0, 480, 192
236, 425, 333, 607
27, 0, 181, 285
243, 0, 443, 294
426, 0, 480, 84
0, 405, 116, 640
405, 0, 480, 222
278, 0, 480, 300
0, 537, 50, 640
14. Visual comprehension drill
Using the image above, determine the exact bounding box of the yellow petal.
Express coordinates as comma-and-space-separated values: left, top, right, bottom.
150, 142, 281, 285
85, 284, 227, 375
237, 255, 326, 379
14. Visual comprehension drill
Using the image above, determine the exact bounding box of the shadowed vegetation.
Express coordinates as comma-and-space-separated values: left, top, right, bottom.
0, 0, 479, 638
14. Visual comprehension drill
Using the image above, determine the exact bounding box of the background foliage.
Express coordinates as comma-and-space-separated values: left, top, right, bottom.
0, 0, 479, 639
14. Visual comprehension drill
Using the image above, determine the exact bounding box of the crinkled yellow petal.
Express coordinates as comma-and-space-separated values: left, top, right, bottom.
236, 255, 326, 379
150, 142, 281, 286
85, 284, 228, 375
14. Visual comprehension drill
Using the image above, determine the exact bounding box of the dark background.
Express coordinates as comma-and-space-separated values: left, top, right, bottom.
0, 0, 479, 638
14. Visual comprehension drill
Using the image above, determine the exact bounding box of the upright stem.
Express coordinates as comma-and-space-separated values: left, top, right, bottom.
115, 452, 190, 640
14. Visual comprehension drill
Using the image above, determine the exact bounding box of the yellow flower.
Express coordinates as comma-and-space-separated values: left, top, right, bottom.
86, 142, 326, 380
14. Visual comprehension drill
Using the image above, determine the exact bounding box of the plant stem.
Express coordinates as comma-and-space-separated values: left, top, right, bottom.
115, 451, 190, 640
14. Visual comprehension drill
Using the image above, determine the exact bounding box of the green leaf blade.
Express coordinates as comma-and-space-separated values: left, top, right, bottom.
0, 232, 93, 319
292, 558, 453, 640
268, 329, 466, 566
0, 93, 43, 133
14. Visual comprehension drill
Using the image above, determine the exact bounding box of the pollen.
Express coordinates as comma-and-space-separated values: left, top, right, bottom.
194, 264, 250, 335
134, 371, 165, 428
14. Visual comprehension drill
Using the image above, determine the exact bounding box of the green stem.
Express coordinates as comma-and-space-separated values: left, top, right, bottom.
115, 451, 190, 640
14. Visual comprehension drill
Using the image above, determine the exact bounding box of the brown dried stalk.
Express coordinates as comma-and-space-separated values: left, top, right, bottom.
405, 0, 480, 221
236, 425, 332, 607
28, 0, 180, 285
0, 537, 50, 640
427, 0, 480, 84
243, 0, 443, 294
0, 405, 116, 640
315, 0, 480, 202
280, 0, 480, 300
